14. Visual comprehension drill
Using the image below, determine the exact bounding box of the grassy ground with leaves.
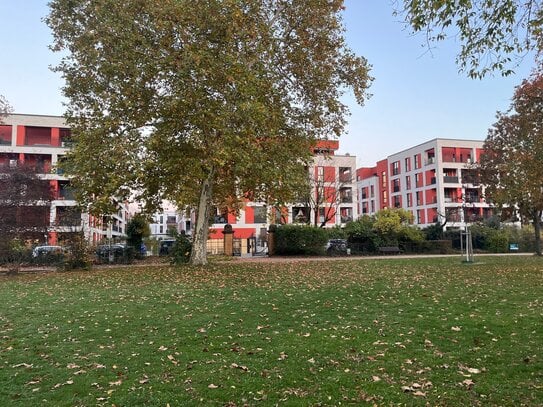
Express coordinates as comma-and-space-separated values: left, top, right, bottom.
1, 256, 541, 406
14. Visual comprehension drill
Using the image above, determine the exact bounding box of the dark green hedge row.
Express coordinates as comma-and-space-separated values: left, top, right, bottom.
274, 225, 328, 256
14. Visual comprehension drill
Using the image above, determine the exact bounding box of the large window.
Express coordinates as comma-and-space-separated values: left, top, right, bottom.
0, 125, 11, 145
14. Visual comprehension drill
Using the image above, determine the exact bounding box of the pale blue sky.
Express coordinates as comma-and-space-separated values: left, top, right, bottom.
0, 1, 536, 166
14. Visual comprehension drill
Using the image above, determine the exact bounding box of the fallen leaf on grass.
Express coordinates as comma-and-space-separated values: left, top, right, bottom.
208, 383, 219, 389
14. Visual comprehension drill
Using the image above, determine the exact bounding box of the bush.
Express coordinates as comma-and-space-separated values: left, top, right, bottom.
58, 233, 92, 271
275, 225, 328, 256
170, 234, 192, 264
485, 229, 509, 253
402, 240, 454, 254
345, 216, 379, 253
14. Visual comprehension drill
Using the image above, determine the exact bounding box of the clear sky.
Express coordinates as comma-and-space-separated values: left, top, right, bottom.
0, 1, 536, 167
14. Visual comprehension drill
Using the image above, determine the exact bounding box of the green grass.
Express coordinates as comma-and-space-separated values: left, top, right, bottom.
1, 256, 542, 406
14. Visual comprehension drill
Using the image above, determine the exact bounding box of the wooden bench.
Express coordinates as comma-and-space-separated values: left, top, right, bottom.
378, 246, 401, 255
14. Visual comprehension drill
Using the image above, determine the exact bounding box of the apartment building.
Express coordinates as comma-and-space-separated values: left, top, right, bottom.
357, 138, 493, 230
208, 140, 359, 239
0, 113, 128, 245
148, 201, 189, 240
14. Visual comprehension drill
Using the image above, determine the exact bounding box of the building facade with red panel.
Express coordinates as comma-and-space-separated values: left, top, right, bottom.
207, 140, 359, 242
0, 114, 128, 245
357, 138, 493, 230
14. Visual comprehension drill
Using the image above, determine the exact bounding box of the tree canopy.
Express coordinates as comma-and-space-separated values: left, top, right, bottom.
47, 0, 371, 264
0, 95, 12, 119
397, 0, 543, 78
480, 71, 543, 255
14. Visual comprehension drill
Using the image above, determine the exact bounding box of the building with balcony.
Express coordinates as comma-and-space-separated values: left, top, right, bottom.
0, 113, 128, 245
356, 138, 494, 230
208, 140, 359, 240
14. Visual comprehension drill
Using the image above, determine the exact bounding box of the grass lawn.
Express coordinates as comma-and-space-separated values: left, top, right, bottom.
0, 256, 542, 406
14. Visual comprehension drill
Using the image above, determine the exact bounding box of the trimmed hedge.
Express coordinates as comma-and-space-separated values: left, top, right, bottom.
275, 225, 328, 256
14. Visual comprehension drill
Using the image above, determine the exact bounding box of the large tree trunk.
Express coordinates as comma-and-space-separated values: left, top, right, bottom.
534, 210, 542, 256
190, 167, 215, 266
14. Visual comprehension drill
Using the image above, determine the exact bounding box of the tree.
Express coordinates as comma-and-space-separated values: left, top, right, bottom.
298, 168, 350, 227
0, 95, 12, 120
47, 0, 372, 265
126, 214, 150, 257
480, 72, 543, 255
0, 164, 53, 267
397, 0, 543, 78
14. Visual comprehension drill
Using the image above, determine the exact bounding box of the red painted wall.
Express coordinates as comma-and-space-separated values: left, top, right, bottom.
375, 159, 388, 210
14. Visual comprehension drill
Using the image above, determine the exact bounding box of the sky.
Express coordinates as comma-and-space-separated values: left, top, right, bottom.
0, 1, 537, 167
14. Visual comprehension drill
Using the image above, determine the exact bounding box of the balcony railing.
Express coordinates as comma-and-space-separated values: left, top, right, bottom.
425, 157, 435, 165
443, 176, 459, 183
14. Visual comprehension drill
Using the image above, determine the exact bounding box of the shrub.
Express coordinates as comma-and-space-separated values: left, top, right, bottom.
58, 233, 92, 271
345, 216, 379, 253
275, 225, 327, 256
485, 229, 509, 253
170, 233, 192, 264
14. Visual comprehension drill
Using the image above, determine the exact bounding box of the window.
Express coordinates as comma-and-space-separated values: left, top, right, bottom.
317, 166, 324, 181
370, 185, 375, 198
382, 190, 388, 205
416, 191, 422, 206
393, 195, 401, 208
406, 193, 412, 207
381, 171, 387, 188
392, 161, 400, 176
405, 175, 411, 190
414, 154, 421, 169
392, 178, 400, 193
404, 157, 411, 172
254, 206, 267, 223
159, 225, 163, 234
0, 125, 12, 145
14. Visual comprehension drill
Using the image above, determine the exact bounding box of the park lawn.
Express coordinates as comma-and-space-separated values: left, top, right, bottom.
0, 256, 541, 406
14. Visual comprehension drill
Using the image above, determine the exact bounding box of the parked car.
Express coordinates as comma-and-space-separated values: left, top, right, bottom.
96, 244, 126, 257
32, 245, 64, 258
95, 244, 133, 263
325, 239, 349, 256
159, 239, 176, 255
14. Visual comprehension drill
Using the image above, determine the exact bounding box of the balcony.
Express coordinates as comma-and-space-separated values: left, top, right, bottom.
425, 157, 435, 165
341, 196, 353, 203
443, 176, 459, 183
